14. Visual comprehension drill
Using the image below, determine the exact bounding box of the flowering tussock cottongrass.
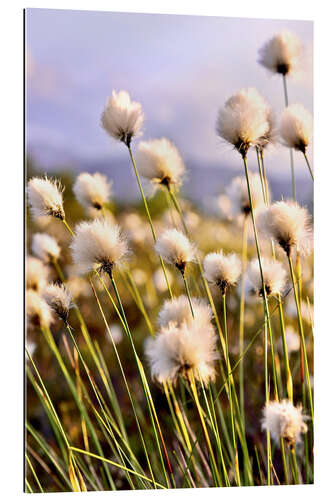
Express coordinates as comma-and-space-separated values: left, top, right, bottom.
203, 251, 241, 293
158, 295, 212, 328
146, 304, 218, 385
280, 104, 313, 153
73, 172, 112, 211
28, 176, 65, 220
43, 283, 73, 323
136, 138, 185, 188
226, 172, 267, 217
247, 257, 287, 297
31, 233, 61, 263
71, 218, 129, 276
258, 31, 303, 78
216, 88, 269, 157
26, 289, 53, 329
155, 229, 195, 273
26, 256, 49, 292
261, 400, 308, 447
258, 200, 313, 256
101, 90, 144, 146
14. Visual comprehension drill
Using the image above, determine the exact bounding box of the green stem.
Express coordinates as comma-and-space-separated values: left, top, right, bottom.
303, 152, 314, 181
182, 272, 195, 318
282, 74, 296, 201
127, 145, 173, 298
239, 215, 248, 424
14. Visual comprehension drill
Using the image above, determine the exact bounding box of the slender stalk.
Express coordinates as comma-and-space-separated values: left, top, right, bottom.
277, 295, 293, 402
303, 152, 314, 181
182, 271, 195, 318
287, 255, 314, 421
222, 292, 241, 486
127, 145, 173, 298
290, 447, 299, 484
239, 215, 248, 423
282, 74, 296, 201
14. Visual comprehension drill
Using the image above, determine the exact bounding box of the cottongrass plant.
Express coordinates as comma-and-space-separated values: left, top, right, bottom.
280, 104, 313, 180
26, 38, 314, 489
73, 172, 113, 212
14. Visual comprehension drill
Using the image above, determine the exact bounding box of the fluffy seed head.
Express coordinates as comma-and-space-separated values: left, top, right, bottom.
101, 90, 144, 146
258, 31, 303, 77
136, 138, 185, 188
26, 290, 53, 329
73, 172, 112, 210
203, 251, 241, 294
155, 229, 195, 273
27, 177, 65, 220
158, 295, 212, 329
280, 104, 313, 153
248, 257, 287, 297
258, 201, 312, 256
258, 107, 277, 150
31, 233, 60, 263
70, 219, 129, 276
226, 172, 267, 217
145, 318, 218, 386
261, 400, 308, 447
216, 88, 269, 157
26, 256, 49, 292
43, 283, 73, 323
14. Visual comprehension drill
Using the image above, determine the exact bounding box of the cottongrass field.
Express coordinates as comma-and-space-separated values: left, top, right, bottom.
25, 31, 314, 492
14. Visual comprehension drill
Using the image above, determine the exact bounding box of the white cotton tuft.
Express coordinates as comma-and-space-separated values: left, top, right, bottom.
158, 295, 212, 329
136, 138, 185, 188
26, 256, 50, 292
43, 283, 73, 323
203, 251, 241, 293
247, 257, 287, 297
261, 399, 308, 446
26, 290, 53, 329
155, 229, 195, 272
31, 233, 60, 263
280, 104, 313, 153
226, 172, 267, 217
73, 172, 112, 211
145, 318, 218, 386
27, 177, 65, 220
258, 31, 303, 78
258, 201, 313, 257
101, 90, 144, 145
70, 218, 129, 276
216, 88, 269, 156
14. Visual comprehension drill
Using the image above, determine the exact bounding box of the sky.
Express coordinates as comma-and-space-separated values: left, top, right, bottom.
25, 8, 313, 195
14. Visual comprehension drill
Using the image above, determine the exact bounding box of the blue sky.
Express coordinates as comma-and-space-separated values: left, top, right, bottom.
26, 8, 313, 182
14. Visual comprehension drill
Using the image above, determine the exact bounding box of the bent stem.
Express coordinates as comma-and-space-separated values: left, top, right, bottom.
303, 152, 314, 181
127, 145, 173, 298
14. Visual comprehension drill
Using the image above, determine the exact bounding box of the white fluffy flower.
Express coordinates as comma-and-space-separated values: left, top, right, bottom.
27, 177, 65, 220
73, 172, 112, 211
158, 295, 212, 328
31, 233, 60, 263
101, 90, 144, 146
155, 229, 195, 273
106, 323, 123, 345
216, 88, 269, 157
226, 172, 267, 217
247, 257, 287, 297
71, 219, 129, 276
203, 251, 241, 293
43, 283, 73, 323
261, 400, 308, 446
258, 31, 303, 77
258, 201, 312, 257
277, 326, 300, 354
26, 256, 49, 292
26, 290, 53, 329
258, 107, 277, 150
136, 138, 185, 188
145, 317, 218, 386
280, 104, 313, 153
